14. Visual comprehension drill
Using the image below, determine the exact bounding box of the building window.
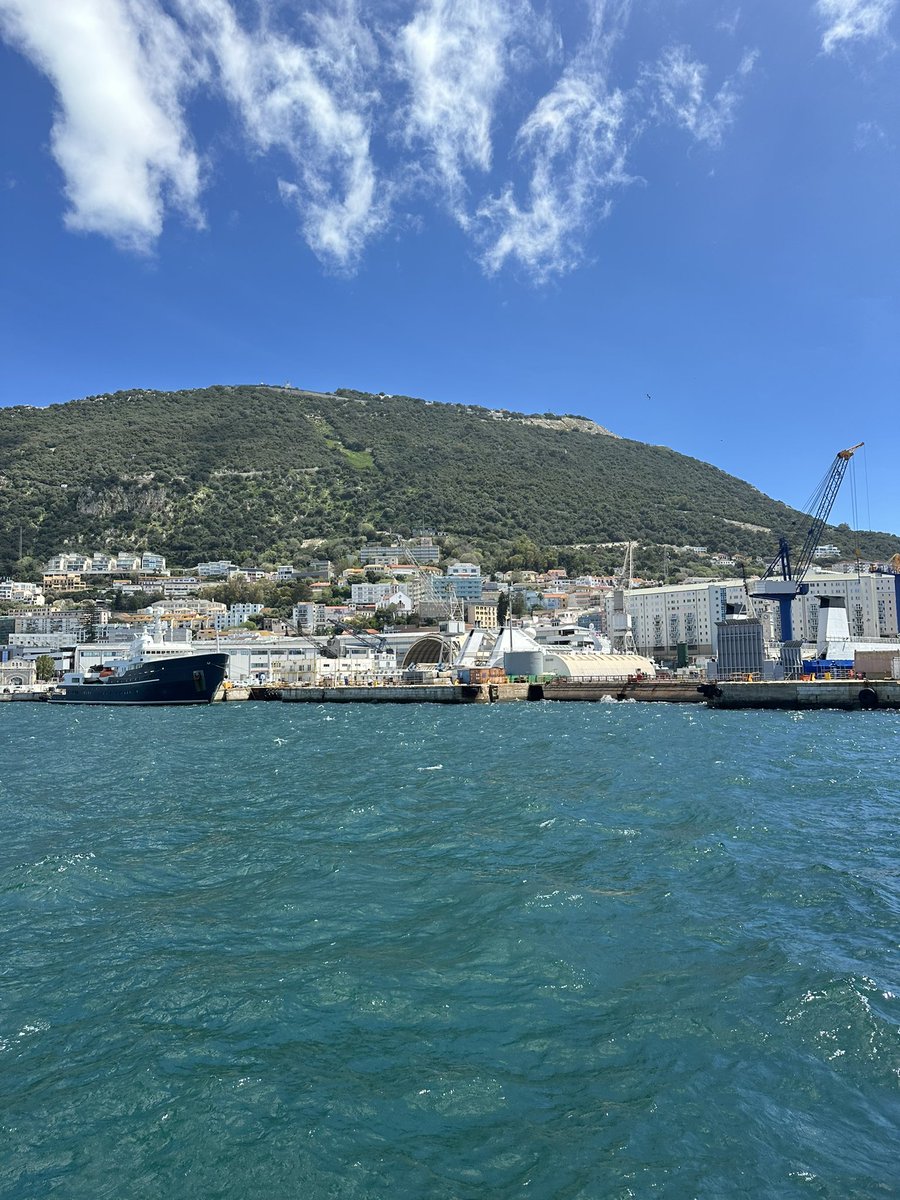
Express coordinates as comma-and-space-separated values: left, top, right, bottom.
853, 604, 865, 638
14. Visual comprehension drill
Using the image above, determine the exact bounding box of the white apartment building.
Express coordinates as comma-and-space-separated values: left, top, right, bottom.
212, 603, 265, 631
610, 571, 900, 658
162, 576, 202, 599
606, 580, 748, 657
196, 560, 240, 578
141, 552, 167, 574
351, 581, 413, 606
0, 579, 45, 605
292, 602, 326, 633
145, 598, 227, 619
44, 550, 167, 575
787, 571, 899, 642
359, 541, 440, 565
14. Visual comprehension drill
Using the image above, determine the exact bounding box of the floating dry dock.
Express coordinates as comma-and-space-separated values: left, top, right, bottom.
280, 682, 533, 704
698, 679, 900, 710
544, 679, 704, 703
279, 679, 703, 704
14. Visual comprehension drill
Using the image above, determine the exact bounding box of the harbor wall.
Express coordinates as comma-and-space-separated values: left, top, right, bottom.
543, 680, 704, 703
280, 682, 532, 704
702, 679, 900, 710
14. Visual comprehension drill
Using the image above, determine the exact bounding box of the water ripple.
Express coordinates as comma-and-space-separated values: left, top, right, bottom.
1, 702, 898, 1197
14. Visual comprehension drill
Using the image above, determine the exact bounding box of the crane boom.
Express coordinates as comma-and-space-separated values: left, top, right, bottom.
753, 441, 863, 642
790, 442, 863, 584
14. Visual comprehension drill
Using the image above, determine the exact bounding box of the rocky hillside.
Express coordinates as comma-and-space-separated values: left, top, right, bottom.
0, 384, 894, 574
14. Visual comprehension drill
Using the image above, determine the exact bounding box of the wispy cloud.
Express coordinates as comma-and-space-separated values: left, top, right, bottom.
855, 118, 890, 148
182, 0, 387, 271
647, 45, 757, 147
472, 2, 757, 280
475, 71, 630, 280
0, 0, 764, 280
472, 1, 633, 279
815, 0, 897, 52
0, 0, 202, 252
396, 0, 533, 215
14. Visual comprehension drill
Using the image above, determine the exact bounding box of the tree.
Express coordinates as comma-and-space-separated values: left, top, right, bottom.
35, 654, 56, 681
497, 592, 510, 628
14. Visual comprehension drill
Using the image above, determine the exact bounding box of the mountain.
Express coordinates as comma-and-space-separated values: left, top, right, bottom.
0, 384, 895, 575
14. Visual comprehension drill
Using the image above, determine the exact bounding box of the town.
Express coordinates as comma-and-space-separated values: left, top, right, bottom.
2, 533, 899, 695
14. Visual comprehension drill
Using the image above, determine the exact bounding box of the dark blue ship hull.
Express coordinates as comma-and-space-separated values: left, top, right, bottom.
49, 653, 229, 705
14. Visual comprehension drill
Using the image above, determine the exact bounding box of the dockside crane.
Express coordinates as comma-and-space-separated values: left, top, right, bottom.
751, 441, 863, 642
329, 621, 388, 654
610, 540, 637, 653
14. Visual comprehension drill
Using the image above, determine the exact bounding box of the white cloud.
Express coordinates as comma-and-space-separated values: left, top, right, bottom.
0, 0, 764, 281
717, 8, 742, 37
0, 0, 202, 252
396, 0, 533, 215
855, 119, 890, 147
182, 0, 387, 271
472, 1, 633, 280
816, 0, 897, 52
475, 75, 630, 280
647, 45, 757, 147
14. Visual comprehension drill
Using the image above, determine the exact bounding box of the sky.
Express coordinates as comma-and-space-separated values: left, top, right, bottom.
1, 0, 897, 536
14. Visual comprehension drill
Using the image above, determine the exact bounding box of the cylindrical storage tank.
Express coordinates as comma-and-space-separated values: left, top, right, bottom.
504, 650, 545, 678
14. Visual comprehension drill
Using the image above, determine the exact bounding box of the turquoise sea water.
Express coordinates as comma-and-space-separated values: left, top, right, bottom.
1, 701, 898, 1199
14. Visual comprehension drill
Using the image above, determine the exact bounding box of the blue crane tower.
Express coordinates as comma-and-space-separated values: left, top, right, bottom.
751, 442, 863, 643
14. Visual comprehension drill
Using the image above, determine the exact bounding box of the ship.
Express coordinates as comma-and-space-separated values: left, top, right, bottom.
49, 628, 229, 706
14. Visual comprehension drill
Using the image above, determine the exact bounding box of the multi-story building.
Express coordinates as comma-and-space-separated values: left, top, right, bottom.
14, 609, 110, 636
351, 582, 411, 606
44, 550, 167, 576
140, 552, 167, 574
162, 576, 202, 599
144, 598, 227, 621
606, 581, 748, 658
607, 571, 900, 659
786, 570, 899, 642
0, 580, 45, 605
445, 563, 483, 600
465, 602, 499, 628
212, 603, 265, 631
359, 541, 440, 566
304, 559, 334, 579
42, 572, 86, 593
292, 602, 326, 633
196, 560, 240, 578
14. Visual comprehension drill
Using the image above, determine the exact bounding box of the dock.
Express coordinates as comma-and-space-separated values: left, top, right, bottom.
280, 682, 533, 704
543, 679, 705, 703
698, 678, 900, 710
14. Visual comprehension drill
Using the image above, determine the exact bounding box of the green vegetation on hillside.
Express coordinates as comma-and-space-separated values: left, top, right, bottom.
0, 384, 895, 576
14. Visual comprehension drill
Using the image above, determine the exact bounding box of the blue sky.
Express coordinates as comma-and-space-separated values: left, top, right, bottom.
1, 0, 897, 537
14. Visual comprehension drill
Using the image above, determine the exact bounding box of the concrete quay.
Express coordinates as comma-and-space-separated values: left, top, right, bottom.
698, 679, 900, 710
280, 681, 533, 704
543, 679, 705, 703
